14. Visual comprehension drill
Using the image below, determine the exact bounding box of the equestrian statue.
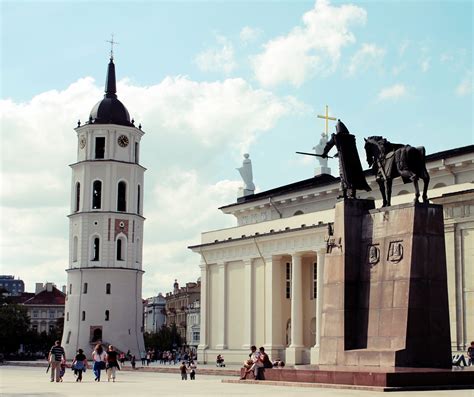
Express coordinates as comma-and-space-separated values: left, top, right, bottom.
364, 136, 430, 207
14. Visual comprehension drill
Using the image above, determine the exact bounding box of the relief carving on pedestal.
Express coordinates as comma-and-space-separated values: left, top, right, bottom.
387, 240, 403, 263
367, 244, 380, 268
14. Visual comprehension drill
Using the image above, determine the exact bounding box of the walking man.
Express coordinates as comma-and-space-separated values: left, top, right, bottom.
48, 340, 66, 382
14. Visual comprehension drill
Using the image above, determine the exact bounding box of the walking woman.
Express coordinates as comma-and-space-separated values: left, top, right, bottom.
92, 343, 106, 382
106, 345, 120, 382
72, 348, 88, 382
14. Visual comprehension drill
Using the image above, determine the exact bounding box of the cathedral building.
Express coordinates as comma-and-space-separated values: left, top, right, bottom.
61, 54, 146, 358
190, 145, 474, 365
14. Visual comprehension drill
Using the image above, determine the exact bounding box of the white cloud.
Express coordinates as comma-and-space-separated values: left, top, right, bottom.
456, 74, 472, 96
398, 40, 410, 57
0, 75, 308, 297
377, 84, 408, 101
251, 0, 367, 87
347, 43, 385, 76
420, 57, 430, 73
240, 26, 262, 43
195, 35, 237, 74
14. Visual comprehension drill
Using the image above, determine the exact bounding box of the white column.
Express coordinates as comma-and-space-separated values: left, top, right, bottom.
242, 258, 254, 349
286, 252, 304, 364
264, 256, 273, 349
311, 249, 326, 364
216, 262, 227, 350
290, 253, 304, 347
197, 263, 208, 351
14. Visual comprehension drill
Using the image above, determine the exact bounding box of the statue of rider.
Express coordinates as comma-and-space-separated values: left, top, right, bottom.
322, 119, 371, 198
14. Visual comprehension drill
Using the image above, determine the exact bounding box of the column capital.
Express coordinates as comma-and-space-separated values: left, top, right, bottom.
217, 261, 226, 268
242, 258, 253, 266
290, 252, 304, 259
199, 263, 208, 270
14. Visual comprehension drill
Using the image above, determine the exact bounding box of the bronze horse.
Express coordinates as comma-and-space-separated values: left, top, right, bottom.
364, 136, 430, 207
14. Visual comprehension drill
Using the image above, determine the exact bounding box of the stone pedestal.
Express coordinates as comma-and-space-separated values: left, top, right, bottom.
319, 199, 451, 368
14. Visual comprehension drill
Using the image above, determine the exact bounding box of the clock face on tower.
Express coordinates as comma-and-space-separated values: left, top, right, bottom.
118, 135, 129, 148
79, 136, 86, 149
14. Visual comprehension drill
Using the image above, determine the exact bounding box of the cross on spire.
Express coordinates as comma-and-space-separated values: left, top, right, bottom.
106, 34, 119, 60
317, 105, 337, 137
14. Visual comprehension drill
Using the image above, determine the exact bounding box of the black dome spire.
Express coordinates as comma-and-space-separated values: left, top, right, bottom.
89, 57, 132, 127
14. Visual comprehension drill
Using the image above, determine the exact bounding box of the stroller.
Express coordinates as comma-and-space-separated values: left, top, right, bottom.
216, 354, 225, 367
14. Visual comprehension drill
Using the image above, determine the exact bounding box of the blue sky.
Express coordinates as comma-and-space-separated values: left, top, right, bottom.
1, 0, 472, 297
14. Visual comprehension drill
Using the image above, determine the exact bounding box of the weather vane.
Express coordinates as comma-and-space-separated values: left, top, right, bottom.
106, 34, 119, 60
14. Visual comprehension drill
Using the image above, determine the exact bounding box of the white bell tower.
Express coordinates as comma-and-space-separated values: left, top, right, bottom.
62, 54, 146, 359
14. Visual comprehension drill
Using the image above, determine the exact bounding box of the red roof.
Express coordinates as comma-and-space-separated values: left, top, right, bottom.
23, 287, 65, 305
9, 292, 35, 304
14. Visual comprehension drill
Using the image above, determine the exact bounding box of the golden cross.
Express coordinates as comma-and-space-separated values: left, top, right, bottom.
106, 34, 119, 59
317, 105, 337, 136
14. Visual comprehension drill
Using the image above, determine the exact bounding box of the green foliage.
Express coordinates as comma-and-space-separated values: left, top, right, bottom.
0, 303, 30, 354
144, 324, 183, 351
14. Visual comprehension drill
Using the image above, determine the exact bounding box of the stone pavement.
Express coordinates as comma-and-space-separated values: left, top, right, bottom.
1, 365, 473, 397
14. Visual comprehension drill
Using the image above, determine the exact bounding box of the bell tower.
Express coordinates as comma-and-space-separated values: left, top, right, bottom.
62, 53, 146, 358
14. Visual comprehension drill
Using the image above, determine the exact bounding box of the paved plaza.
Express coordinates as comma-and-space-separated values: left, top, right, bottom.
1, 365, 473, 397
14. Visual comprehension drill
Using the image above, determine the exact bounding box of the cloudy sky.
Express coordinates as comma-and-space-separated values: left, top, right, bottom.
1, 0, 472, 298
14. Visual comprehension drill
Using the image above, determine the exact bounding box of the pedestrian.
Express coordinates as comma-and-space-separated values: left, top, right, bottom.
180, 361, 187, 380
131, 355, 136, 369
92, 343, 106, 382
48, 340, 66, 383
106, 345, 120, 382
72, 348, 88, 382
189, 360, 196, 380
119, 352, 125, 367
141, 352, 146, 366
468, 341, 474, 366
59, 361, 66, 382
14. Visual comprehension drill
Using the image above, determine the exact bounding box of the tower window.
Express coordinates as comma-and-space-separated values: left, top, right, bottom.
66, 312, 69, 321
106, 283, 111, 294
137, 185, 141, 214
117, 181, 127, 212
83, 282, 88, 294
69, 283, 72, 294
92, 237, 100, 261
95, 137, 105, 159
75, 182, 80, 212
285, 262, 291, 299
105, 310, 110, 321
82, 311, 86, 321
135, 142, 139, 163
116, 238, 124, 261
66, 331, 71, 344
92, 180, 102, 209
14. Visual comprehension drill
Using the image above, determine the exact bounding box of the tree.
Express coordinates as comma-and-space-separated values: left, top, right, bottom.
144, 324, 183, 352
0, 303, 30, 354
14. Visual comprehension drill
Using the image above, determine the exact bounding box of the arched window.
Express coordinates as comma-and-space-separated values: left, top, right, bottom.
116, 237, 126, 261
75, 182, 80, 212
135, 142, 139, 163
83, 282, 88, 294
92, 237, 100, 261
105, 310, 110, 321
293, 210, 304, 216
117, 181, 127, 212
73, 236, 78, 262
82, 311, 86, 321
433, 183, 446, 189
92, 180, 102, 209
106, 283, 111, 294
137, 185, 141, 214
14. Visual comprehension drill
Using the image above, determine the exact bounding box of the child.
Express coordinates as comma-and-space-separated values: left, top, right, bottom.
189, 361, 196, 380
59, 361, 66, 382
180, 361, 187, 380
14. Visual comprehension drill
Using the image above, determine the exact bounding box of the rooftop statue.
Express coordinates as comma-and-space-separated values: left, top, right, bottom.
237, 153, 255, 196
321, 119, 371, 198
313, 133, 329, 168
364, 136, 430, 207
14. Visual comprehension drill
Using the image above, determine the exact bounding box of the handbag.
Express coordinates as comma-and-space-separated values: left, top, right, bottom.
99, 361, 106, 370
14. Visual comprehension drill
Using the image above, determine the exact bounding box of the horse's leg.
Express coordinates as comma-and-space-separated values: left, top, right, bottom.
422, 173, 430, 203
413, 178, 420, 203
386, 178, 393, 206
378, 179, 387, 207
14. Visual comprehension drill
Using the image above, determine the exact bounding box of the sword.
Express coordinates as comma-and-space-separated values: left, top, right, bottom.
296, 151, 334, 159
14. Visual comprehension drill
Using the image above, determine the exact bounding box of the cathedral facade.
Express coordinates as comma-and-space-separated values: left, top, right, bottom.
190, 145, 474, 365
61, 55, 146, 358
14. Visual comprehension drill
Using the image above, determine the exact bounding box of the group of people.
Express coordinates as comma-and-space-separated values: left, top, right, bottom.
179, 360, 197, 380
47, 340, 123, 383
240, 346, 275, 380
